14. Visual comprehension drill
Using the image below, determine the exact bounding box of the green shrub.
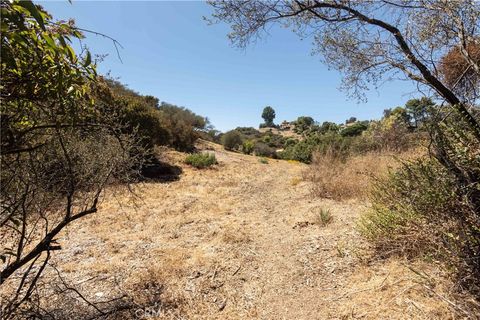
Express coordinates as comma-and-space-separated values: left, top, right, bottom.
358, 158, 454, 250
120, 99, 170, 149
279, 140, 315, 163
284, 138, 298, 148
185, 153, 217, 168
222, 130, 243, 151
340, 121, 369, 137
110, 80, 207, 151
157, 102, 207, 151
293, 116, 314, 134
242, 140, 255, 154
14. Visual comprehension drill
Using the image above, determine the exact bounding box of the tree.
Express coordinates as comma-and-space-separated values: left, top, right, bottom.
345, 117, 357, 124
208, 0, 480, 139
294, 116, 314, 134
389, 107, 411, 127
1, 2, 143, 317
405, 97, 435, 128
261, 106, 276, 127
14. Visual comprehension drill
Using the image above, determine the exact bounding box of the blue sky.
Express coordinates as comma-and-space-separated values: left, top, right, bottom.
40, 1, 419, 132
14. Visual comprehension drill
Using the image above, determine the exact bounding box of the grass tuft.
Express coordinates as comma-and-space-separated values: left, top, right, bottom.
258, 157, 269, 164
313, 208, 333, 226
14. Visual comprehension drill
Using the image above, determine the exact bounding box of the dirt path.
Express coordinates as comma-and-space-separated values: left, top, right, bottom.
55, 142, 460, 319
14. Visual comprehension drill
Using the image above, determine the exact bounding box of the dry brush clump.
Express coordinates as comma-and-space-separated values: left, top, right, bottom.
305, 149, 417, 201
358, 107, 480, 301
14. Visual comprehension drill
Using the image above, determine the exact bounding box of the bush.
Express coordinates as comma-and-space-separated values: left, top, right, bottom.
242, 140, 255, 154
185, 153, 217, 168
110, 80, 207, 151
358, 107, 480, 295
279, 140, 315, 163
358, 158, 455, 253
253, 142, 276, 157
0, 4, 145, 317
340, 121, 369, 137
284, 138, 298, 148
157, 102, 207, 151
121, 98, 170, 149
222, 130, 243, 151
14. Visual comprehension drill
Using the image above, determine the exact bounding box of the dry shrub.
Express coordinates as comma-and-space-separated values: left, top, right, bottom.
306, 149, 420, 200
359, 107, 480, 299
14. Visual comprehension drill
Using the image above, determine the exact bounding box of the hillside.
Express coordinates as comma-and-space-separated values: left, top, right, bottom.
258, 126, 302, 140
49, 141, 466, 319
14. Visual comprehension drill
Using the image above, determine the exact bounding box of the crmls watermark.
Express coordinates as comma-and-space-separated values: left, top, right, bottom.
134, 303, 162, 319
134, 303, 184, 319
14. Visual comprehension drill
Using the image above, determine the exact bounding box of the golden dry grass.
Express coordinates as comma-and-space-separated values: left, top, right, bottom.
32, 141, 477, 319
306, 148, 424, 200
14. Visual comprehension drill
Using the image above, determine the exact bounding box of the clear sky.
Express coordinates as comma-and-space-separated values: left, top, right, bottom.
40, 0, 419, 132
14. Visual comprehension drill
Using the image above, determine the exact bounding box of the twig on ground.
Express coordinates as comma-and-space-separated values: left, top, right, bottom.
422, 284, 473, 319
231, 265, 241, 276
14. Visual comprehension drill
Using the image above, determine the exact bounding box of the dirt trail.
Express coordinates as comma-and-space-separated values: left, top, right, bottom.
55, 142, 460, 319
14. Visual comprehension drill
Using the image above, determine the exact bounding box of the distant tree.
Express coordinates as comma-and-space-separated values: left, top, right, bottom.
201, 129, 221, 143
294, 116, 314, 134
346, 117, 357, 124
261, 106, 276, 127
405, 98, 435, 128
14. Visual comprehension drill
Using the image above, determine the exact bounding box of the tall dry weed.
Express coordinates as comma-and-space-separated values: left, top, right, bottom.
305, 149, 422, 200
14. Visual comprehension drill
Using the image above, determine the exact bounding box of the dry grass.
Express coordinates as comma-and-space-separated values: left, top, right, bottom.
306, 148, 424, 200
17, 142, 477, 319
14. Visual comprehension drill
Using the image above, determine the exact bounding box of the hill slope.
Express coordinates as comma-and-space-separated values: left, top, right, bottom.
53, 142, 464, 319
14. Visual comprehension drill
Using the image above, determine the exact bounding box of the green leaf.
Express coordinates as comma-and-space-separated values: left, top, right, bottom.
43, 34, 55, 49
17, 1, 45, 31
65, 45, 76, 62
83, 50, 91, 67
58, 35, 67, 48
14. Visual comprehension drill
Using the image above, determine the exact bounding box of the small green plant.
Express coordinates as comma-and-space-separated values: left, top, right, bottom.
258, 157, 269, 164
314, 208, 333, 226
185, 153, 217, 168
242, 140, 255, 154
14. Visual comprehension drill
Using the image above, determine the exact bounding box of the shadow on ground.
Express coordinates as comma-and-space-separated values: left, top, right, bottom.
140, 157, 182, 182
